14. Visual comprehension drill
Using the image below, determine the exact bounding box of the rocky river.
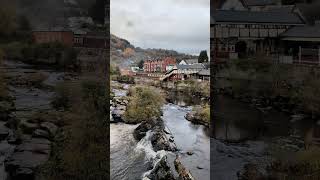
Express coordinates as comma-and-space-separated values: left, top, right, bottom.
0, 60, 66, 179
110, 83, 210, 180
211, 95, 316, 179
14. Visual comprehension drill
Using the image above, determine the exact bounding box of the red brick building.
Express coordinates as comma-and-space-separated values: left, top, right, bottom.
32, 31, 74, 47
143, 57, 176, 73
32, 30, 107, 49
74, 31, 107, 49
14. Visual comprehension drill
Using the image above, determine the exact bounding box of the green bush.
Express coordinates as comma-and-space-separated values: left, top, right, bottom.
194, 104, 210, 125
116, 75, 135, 84
124, 86, 164, 123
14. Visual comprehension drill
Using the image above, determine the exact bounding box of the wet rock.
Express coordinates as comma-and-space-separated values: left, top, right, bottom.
169, 136, 174, 142
111, 109, 125, 122
14, 138, 51, 154
147, 155, 175, 180
151, 131, 176, 152
40, 122, 58, 136
163, 128, 171, 135
5, 138, 51, 179
13, 167, 34, 180
133, 120, 157, 140
238, 164, 264, 180
174, 155, 195, 180
33, 129, 50, 139
186, 151, 193, 156
0, 101, 15, 121
0, 123, 10, 140
19, 121, 38, 134
196, 166, 203, 169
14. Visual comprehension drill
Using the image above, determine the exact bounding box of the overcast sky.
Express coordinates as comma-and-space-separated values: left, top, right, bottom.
111, 0, 210, 55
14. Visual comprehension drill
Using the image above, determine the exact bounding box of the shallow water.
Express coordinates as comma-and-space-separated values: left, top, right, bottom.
162, 104, 210, 180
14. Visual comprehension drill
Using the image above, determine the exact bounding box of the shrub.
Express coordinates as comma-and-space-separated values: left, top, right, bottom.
124, 86, 164, 123
116, 75, 135, 84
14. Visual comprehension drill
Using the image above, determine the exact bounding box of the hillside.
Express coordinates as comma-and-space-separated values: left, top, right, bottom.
110, 34, 198, 67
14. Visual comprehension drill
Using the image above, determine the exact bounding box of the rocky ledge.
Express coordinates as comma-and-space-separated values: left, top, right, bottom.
185, 111, 209, 127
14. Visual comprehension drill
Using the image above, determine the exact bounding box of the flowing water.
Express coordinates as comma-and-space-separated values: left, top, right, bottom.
110, 85, 210, 180
163, 104, 210, 180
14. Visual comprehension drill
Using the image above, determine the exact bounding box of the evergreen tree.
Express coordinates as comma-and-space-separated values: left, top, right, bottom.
198, 50, 208, 63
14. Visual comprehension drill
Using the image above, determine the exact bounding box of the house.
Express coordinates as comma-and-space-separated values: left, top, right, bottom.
161, 64, 205, 81
179, 59, 199, 65
211, 10, 305, 61
196, 69, 210, 81
32, 28, 74, 47
280, 23, 320, 64
33, 28, 107, 49
143, 57, 176, 73
120, 68, 136, 76
74, 31, 107, 49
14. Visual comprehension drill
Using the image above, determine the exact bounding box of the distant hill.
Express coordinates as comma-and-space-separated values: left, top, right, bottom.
110, 34, 198, 67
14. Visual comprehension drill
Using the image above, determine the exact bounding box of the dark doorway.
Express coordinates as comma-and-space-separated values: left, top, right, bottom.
235, 41, 247, 58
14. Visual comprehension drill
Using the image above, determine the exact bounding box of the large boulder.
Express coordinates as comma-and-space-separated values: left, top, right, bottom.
147, 155, 175, 180
19, 120, 38, 134
0, 122, 10, 140
40, 122, 58, 136
32, 129, 50, 139
174, 155, 195, 180
151, 131, 176, 152
133, 119, 157, 140
0, 101, 15, 121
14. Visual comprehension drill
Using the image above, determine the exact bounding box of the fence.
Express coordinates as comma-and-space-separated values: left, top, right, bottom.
295, 47, 320, 66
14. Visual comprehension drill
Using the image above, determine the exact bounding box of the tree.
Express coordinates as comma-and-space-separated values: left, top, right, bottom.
18, 15, 31, 31
138, 60, 144, 69
198, 50, 208, 63
89, 0, 106, 24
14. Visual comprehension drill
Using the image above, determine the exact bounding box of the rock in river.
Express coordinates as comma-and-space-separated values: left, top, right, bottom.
40, 122, 58, 136
5, 138, 51, 179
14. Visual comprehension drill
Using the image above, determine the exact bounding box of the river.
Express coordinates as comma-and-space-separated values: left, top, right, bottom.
110, 84, 210, 180
211, 95, 315, 180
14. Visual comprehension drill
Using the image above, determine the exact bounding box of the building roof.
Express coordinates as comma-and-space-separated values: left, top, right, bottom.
212, 10, 304, 25
32, 26, 72, 32
281, 25, 320, 39
242, 0, 279, 6
182, 59, 198, 64
296, 2, 320, 25
197, 69, 210, 76
177, 64, 205, 70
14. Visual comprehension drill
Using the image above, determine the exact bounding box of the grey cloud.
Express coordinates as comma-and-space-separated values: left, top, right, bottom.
111, 0, 209, 55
